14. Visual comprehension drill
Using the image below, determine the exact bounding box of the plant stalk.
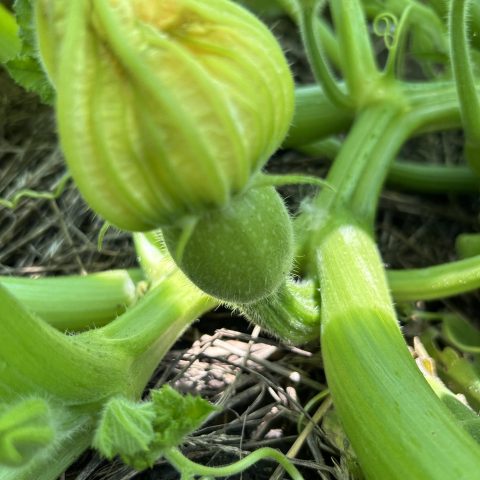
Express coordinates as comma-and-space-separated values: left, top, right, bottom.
0, 270, 138, 330
317, 223, 480, 479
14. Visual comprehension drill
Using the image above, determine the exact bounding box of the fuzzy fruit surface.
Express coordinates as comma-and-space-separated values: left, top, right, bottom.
163, 186, 294, 304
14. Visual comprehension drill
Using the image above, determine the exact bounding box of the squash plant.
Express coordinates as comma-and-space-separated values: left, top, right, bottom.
1, 0, 480, 479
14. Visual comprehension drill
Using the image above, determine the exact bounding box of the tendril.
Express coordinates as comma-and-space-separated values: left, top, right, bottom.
0, 173, 70, 209
373, 13, 397, 50
374, 6, 414, 78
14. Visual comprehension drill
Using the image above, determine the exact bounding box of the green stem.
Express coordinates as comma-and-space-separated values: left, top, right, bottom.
298, 0, 351, 108
431, 0, 480, 50
388, 161, 479, 193
289, 79, 480, 146
238, 279, 320, 344
314, 102, 406, 220
388, 255, 480, 301
296, 104, 407, 259
284, 85, 353, 148
349, 113, 411, 223
277, 0, 342, 69
456, 233, 480, 259
299, 139, 480, 193
0, 265, 215, 403
0, 270, 138, 331
92, 270, 217, 395
449, 0, 480, 174
252, 172, 331, 190
314, 16, 341, 70
0, 284, 130, 403
329, 0, 380, 103
317, 223, 480, 480
404, 81, 466, 131
164, 446, 304, 480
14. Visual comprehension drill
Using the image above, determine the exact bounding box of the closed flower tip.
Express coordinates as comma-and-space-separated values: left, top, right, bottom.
36, 0, 294, 231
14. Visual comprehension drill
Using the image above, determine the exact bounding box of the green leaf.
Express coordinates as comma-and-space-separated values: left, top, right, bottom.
461, 418, 480, 444
4, 55, 54, 103
442, 314, 480, 354
0, 398, 54, 467
12, 0, 36, 57
0, 4, 21, 63
93, 386, 216, 471
456, 233, 480, 259
4, 0, 54, 103
150, 385, 215, 451
93, 397, 156, 466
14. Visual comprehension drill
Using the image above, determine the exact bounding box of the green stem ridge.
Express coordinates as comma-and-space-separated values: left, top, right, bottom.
449, 0, 480, 174
388, 255, 480, 301
298, 0, 351, 108
317, 105, 402, 208
0, 270, 137, 331
284, 85, 353, 148
289, 80, 480, 147
299, 139, 480, 193
296, 103, 408, 258
329, 0, 380, 103
237, 279, 320, 344
318, 224, 480, 480
0, 260, 214, 402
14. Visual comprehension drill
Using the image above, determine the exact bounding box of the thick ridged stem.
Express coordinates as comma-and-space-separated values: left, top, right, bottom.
0, 270, 137, 330
238, 279, 320, 344
288, 0, 351, 108
449, 0, 480, 174
284, 85, 353, 148
299, 139, 480, 193
328, 0, 380, 103
317, 223, 480, 480
0, 267, 214, 403
289, 80, 480, 147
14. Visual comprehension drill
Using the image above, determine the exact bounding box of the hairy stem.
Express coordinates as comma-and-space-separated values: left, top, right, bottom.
318, 223, 480, 480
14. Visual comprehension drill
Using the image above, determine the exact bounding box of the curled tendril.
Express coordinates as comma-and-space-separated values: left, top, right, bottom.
373, 13, 398, 50
0, 173, 70, 209
373, 6, 414, 78
97, 222, 112, 252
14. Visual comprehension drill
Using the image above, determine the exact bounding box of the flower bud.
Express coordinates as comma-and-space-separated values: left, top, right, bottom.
35, 0, 294, 231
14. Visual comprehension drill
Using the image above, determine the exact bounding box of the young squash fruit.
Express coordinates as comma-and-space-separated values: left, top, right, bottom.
163, 186, 294, 304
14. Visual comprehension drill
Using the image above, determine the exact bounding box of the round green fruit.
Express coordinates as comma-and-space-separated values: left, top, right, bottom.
163, 186, 294, 304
